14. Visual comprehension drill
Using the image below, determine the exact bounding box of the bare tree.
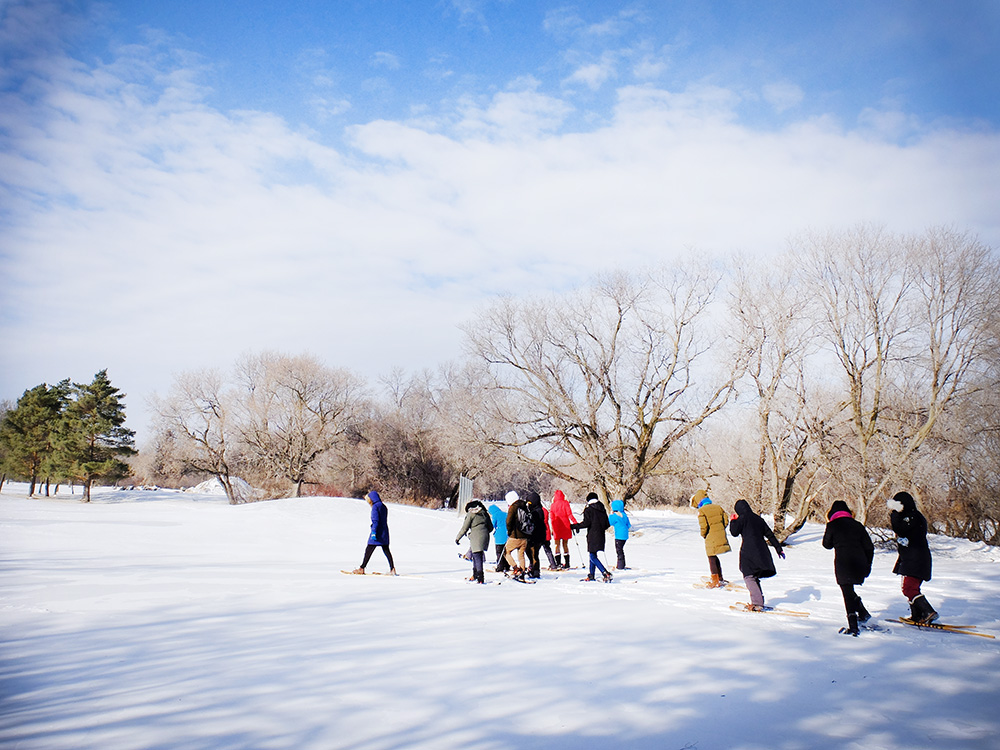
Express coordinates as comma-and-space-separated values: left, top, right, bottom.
728, 256, 823, 537
464, 263, 747, 502
234, 352, 367, 497
799, 225, 999, 523
151, 369, 246, 504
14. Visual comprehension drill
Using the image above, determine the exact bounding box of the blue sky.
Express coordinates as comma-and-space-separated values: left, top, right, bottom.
89, 1, 1000, 134
2, 0, 999, 436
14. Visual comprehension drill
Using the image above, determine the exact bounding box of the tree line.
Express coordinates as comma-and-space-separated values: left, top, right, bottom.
0, 370, 135, 502
3, 225, 998, 545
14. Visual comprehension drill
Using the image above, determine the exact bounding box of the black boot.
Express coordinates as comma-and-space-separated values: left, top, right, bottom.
839, 613, 860, 636
856, 598, 871, 624
912, 594, 938, 624
563, 553, 571, 570
554, 554, 562, 569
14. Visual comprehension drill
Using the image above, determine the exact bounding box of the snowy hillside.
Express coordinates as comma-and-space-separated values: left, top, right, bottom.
1, 484, 998, 749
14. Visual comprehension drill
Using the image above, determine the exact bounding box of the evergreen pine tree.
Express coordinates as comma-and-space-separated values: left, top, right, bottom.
0, 381, 69, 496
57, 370, 136, 502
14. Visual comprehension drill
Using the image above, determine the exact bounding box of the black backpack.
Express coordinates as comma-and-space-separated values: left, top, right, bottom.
516, 504, 536, 536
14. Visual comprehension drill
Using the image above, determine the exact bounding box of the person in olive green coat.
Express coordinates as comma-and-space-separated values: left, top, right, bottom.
456, 500, 494, 584
692, 490, 731, 587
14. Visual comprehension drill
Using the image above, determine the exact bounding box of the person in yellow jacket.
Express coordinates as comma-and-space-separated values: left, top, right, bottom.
692, 490, 731, 588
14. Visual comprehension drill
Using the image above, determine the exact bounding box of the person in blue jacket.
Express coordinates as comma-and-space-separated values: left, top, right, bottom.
351, 490, 396, 575
488, 501, 510, 573
608, 499, 632, 570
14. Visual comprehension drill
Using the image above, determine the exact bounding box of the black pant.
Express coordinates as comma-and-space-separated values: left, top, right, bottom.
526, 542, 541, 576
361, 544, 394, 571
495, 543, 510, 572
471, 551, 485, 580
615, 538, 627, 569
840, 583, 860, 616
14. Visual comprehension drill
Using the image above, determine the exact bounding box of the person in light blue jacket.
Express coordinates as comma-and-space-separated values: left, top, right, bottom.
609, 499, 632, 570
488, 501, 510, 573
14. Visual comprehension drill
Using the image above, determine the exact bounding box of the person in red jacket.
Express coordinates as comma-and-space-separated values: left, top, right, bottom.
549, 490, 577, 569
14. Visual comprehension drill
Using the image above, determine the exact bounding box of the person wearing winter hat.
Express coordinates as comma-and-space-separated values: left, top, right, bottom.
456, 500, 493, 584
608, 500, 632, 570
822, 500, 875, 635
887, 491, 938, 623
351, 490, 396, 575
503, 491, 531, 581
487, 500, 510, 573
571, 492, 613, 582
729, 499, 785, 609
524, 491, 548, 578
692, 491, 731, 588
549, 490, 578, 569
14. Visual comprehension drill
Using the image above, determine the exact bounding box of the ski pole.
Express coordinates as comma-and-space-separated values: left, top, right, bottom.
598, 549, 610, 572
573, 533, 585, 571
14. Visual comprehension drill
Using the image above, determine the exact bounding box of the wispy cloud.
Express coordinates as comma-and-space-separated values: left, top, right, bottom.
2, 4, 999, 430
762, 82, 804, 114
563, 52, 618, 91
372, 51, 401, 71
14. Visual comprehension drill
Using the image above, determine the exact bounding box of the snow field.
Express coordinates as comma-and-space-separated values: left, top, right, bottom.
1, 485, 998, 749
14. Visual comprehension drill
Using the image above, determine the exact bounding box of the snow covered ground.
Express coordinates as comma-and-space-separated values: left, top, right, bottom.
1, 484, 998, 750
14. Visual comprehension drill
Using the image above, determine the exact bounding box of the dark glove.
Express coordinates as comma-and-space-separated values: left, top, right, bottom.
778, 550, 786, 560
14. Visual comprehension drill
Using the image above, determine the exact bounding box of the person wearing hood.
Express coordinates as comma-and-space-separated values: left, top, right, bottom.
487, 501, 510, 573
608, 500, 632, 570
822, 500, 875, 636
456, 500, 494, 584
524, 491, 548, 579
692, 490, 731, 588
504, 491, 532, 582
351, 490, 396, 575
729, 499, 784, 610
549, 490, 577, 569
571, 492, 613, 582
887, 491, 938, 623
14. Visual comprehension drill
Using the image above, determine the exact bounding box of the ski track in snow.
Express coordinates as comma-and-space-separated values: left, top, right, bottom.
1, 484, 998, 750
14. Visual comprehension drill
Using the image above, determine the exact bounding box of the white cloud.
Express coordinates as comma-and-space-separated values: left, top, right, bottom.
450, 84, 573, 138
3, 35, 1000, 436
762, 82, 804, 113
372, 51, 401, 70
563, 52, 618, 91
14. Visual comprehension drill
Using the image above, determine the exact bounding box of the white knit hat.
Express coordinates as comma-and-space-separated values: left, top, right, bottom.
505, 490, 519, 503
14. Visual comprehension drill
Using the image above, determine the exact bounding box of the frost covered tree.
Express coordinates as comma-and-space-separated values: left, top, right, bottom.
728, 258, 824, 538
234, 352, 367, 497
464, 263, 747, 502
798, 225, 1000, 523
151, 369, 246, 504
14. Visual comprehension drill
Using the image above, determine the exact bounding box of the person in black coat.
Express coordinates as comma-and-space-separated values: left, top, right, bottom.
888, 491, 938, 623
571, 492, 613, 582
525, 491, 547, 578
822, 500, 875, 635
729, 499, 784, 610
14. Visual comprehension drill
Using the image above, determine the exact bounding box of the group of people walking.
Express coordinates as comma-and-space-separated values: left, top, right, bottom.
693, 488, 939, 636
351, 485, 940, 637
457, 489, 633, 583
